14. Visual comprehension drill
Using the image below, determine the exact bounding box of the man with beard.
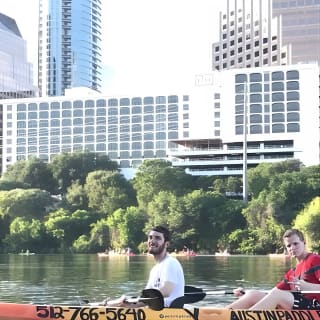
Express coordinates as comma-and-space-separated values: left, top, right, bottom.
104, 225, 185, 308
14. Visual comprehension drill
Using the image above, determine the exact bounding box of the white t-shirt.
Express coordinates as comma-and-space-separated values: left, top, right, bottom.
146, 255, 185, 307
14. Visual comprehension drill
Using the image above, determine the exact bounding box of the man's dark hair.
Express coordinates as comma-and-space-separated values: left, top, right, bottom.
151, 225, 171, 242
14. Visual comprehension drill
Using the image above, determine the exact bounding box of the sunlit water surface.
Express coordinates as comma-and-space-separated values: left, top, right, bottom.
0, 254, 292, 307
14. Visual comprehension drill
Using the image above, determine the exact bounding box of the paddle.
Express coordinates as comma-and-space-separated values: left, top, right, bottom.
88, 288, 164, 311
184, 285, 320, 303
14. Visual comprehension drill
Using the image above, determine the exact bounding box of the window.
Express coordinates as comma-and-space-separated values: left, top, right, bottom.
250, 125, 262, 134
250, 94, 262, 103
96, 99, 106, 107
287, 123, 299, 132
120, 98, 130, 106
132, 97, 142, 105
272, 92, 284, 102
272, 113, 285, 122
156, 105, 166, 113
168, 95, 178, 103
235, 115, 244, 124
272, 124, 285, 133
286, 81, 299, 90
235, 74, 247, 83
156, 96, 166, 104
272, 103, 285, 112
168, 104, 178, 112
73, 109, 83, 117
287, 102, 299, 111
108, 99, 118, 106
143, 96, 154, 104
120, 107, 130, 115
272, 71, 284, 81
272, 82, 284, 91
250, 114, 262, 124
287, 70, 299, 80
287, 92, 299, 101
287, 112, 299, 122
250, 104, 262, 113
132, 106, 142, 114
250, 83, 262, 92
73, 100, 83, 108
144, 105, 154, 113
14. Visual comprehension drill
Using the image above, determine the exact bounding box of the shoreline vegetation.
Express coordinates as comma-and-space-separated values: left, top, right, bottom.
0, 154, 318, 255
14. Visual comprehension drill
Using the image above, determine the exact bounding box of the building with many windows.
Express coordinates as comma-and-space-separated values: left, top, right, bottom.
272, 0, 320, 65
0, 12, 37, 174
170, 63, 319, 175
212, 0, 290, 71
38, 0, 102, 96
1, 64, 319, 179
1, 89, 190, 178
0, 13, 36, 99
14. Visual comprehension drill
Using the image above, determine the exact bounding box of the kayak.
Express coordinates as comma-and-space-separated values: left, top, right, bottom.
0, 303, 319, 320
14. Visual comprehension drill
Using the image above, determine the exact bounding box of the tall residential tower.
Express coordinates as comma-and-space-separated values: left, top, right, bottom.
38, 0, 102, 97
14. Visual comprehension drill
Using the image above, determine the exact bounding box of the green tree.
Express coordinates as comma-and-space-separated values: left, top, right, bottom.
0, 189, 56, 220
45, 209, 99, 252
64, 180, 88, 210
248, 159, 303, 198
294, 197, 320, 252
4, 218, 48, 253
2, 157, 56, 193
49, 151, 118, 193
133, 159, 195, 209
106, 207, 146, 252
85, 170, 136, 215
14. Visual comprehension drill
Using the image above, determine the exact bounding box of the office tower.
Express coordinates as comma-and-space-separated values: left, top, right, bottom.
0, 13, 37, 174
273, 0, 320, 65
0, 13, 36, 99
212, 0, 290, 71
38, 0, 102, 97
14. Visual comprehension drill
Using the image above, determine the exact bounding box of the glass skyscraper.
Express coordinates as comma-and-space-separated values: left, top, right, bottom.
38, 0, 102, 97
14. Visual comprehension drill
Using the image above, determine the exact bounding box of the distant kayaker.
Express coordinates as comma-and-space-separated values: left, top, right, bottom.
226, 228, 320, 310
104, 225, 185, 308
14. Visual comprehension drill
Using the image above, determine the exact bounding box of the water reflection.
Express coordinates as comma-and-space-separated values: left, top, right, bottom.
0, 254, 292, 306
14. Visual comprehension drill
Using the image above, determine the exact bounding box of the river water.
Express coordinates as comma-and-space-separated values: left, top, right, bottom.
0, 254, 293, 307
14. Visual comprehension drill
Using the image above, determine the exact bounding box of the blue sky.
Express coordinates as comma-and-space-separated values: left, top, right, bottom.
1, 0, 225, 94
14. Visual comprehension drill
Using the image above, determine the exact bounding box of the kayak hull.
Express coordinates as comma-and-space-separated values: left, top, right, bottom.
0, 303, 319, 320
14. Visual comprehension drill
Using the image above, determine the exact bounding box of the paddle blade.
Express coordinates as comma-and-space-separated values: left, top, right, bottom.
184, 286, 206, 303
141, 289, 164, 310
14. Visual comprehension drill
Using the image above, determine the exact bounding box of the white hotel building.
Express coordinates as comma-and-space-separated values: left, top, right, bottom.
1, 63, 319, 178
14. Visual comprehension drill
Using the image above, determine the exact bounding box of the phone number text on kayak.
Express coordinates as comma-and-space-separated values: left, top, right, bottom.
36, 306, 147, 320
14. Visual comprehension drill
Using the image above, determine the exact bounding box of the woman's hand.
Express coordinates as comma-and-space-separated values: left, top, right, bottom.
233, 287, 245, 297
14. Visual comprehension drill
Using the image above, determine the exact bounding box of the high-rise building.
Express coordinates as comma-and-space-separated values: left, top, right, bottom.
273, 0, 320, 65
212, 0, 291, 71
0, 13, 36, 99
0, 12, 37, 174
38, 0, 102, 97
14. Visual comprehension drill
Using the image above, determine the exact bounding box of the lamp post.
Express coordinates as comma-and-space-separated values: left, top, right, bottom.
242, 82, 248, 204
